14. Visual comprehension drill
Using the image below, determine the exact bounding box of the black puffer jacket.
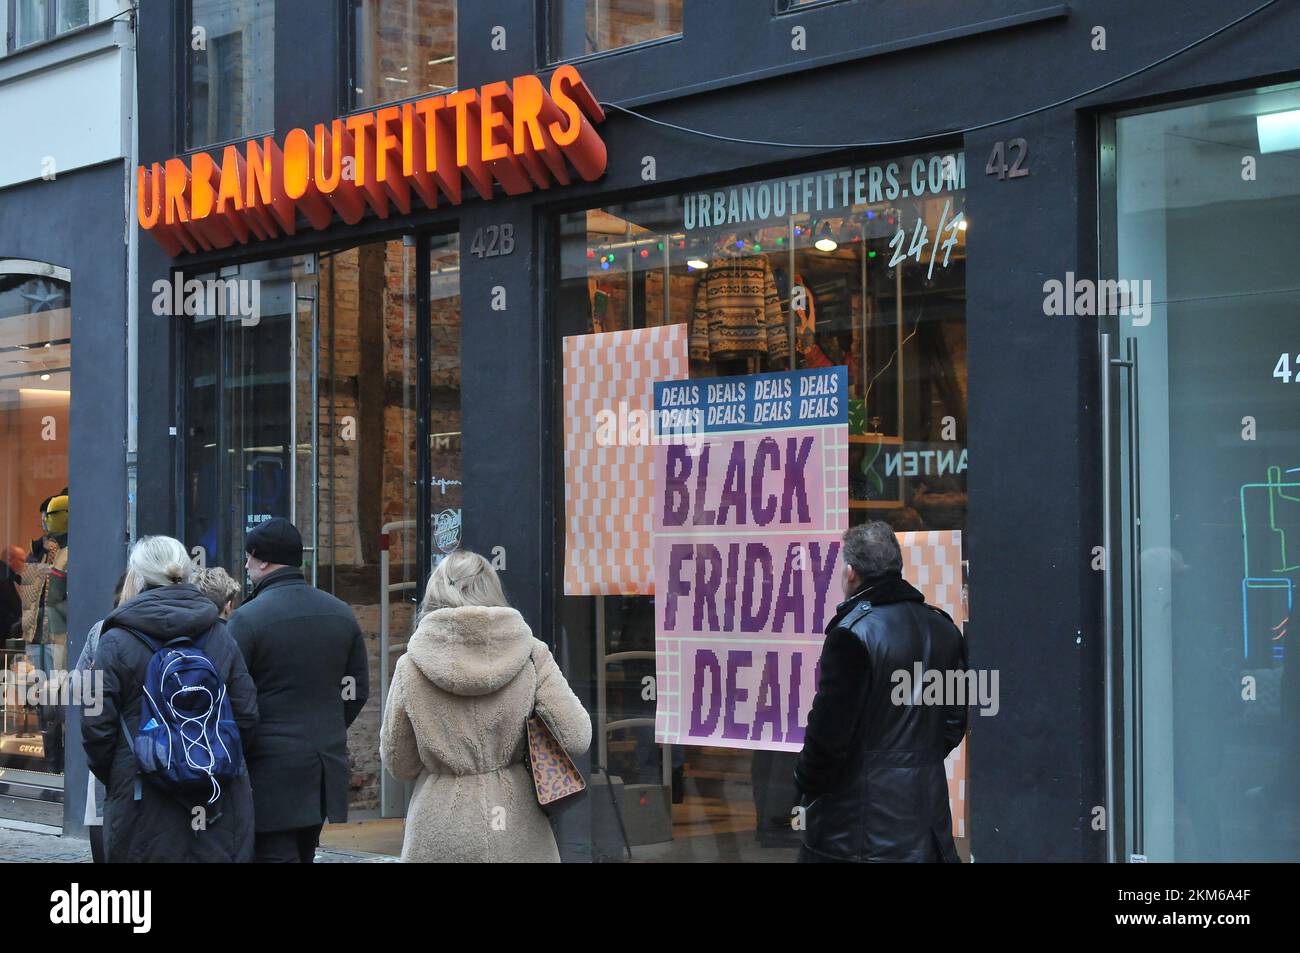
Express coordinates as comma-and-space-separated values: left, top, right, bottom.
82, 584, 258, 862
794, 572, 968, 862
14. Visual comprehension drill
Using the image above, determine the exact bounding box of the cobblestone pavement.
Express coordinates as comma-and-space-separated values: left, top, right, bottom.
0, 824, 397, 863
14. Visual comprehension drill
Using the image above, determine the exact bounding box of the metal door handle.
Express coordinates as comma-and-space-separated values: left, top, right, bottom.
1102, 331, 1144, 862
1120, 337, 1144, 856
1099, 331, 1120, 863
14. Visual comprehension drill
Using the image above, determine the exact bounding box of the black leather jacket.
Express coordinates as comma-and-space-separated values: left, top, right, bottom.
794, 574, 969, 862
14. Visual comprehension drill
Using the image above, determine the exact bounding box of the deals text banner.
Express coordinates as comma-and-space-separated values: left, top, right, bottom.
653, 366, 848, 751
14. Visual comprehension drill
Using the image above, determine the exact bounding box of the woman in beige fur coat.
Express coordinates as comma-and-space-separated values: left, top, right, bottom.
380, 550, 592, 862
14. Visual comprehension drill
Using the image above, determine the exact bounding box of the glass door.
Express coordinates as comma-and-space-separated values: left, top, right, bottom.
183, 237, 461, 829
1104, 83, 1300, 862
310, 233, 461, 820
185, 256, 312, 581
313, 237, 420, 820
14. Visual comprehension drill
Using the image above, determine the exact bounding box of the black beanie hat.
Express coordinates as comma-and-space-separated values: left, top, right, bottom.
245, 517, 303, 567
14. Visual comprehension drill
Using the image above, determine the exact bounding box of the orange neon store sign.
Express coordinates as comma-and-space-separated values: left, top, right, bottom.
137, 65, 606, 256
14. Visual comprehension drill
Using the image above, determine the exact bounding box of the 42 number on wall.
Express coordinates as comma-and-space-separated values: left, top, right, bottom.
1272, 353, 1300, 382
986, 138, 1029, 180
470, 224, 515, 258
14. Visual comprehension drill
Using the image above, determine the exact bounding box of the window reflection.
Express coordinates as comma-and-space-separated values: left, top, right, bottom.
187, 0, 275, 147
352, 0, 456, 107
549, 0, 682, 62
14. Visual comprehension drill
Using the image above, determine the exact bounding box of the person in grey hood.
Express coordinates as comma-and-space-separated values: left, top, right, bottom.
82, 536, 258, 862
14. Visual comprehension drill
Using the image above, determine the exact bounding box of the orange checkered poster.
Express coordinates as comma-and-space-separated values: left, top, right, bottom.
897, 530, 968, 840
562, 325, 687, 596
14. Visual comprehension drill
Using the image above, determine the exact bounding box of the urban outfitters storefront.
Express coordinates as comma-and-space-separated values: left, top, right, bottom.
118, 0, 1300, 862
133, 56, 608, 827
547, 153, 970, 859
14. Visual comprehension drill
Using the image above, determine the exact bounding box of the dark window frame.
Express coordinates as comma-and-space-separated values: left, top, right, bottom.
539, 0, 684, 67
180, 0, 277, 153
343, 0, 459, 115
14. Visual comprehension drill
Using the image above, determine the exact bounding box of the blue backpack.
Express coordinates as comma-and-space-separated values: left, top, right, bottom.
120, 625, 245, 805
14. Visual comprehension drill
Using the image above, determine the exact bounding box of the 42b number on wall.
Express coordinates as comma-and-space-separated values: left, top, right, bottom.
470, 224, 515, 258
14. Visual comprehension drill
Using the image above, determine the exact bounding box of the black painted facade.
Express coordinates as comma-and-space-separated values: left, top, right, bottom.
128, 0, 1300, 860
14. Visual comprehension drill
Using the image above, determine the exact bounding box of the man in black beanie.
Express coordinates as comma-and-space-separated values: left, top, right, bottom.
228, 517, 370, 863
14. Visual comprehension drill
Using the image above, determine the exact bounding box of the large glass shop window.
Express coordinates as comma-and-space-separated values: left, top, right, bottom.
1112, 83, 1300, 861
0, 266, 71, 817
554, 153, 969, 861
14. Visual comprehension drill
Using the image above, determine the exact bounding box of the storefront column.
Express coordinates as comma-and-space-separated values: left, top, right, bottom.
965, 109, 1106, 861
455, 198, 546, 634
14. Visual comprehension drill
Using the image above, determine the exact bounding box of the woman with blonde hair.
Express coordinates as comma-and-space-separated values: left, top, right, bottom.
380, 549, 591, 862
81, 536, 258, 862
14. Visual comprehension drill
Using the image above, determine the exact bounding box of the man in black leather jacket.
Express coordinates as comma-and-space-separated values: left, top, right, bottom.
794, 521, 969, 862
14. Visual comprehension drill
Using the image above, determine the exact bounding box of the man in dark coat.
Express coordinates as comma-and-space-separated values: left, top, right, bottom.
83, 579, 258, 862
794, 521, 969, 863
228, 518, 370, 863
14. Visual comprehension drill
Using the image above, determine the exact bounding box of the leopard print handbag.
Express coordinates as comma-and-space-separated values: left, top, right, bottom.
524, 655, 587, 814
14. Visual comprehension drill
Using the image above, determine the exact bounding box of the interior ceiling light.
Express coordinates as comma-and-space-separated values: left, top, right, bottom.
687, 258, 710, 270
815, 221, 838, 253
1258, 108, 1300, 153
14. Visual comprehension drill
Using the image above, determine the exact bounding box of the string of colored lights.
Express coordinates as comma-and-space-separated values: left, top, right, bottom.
587, 207, 923, 270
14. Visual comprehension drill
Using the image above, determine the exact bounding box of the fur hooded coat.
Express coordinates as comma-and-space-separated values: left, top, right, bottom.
380, 605, 592, 862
